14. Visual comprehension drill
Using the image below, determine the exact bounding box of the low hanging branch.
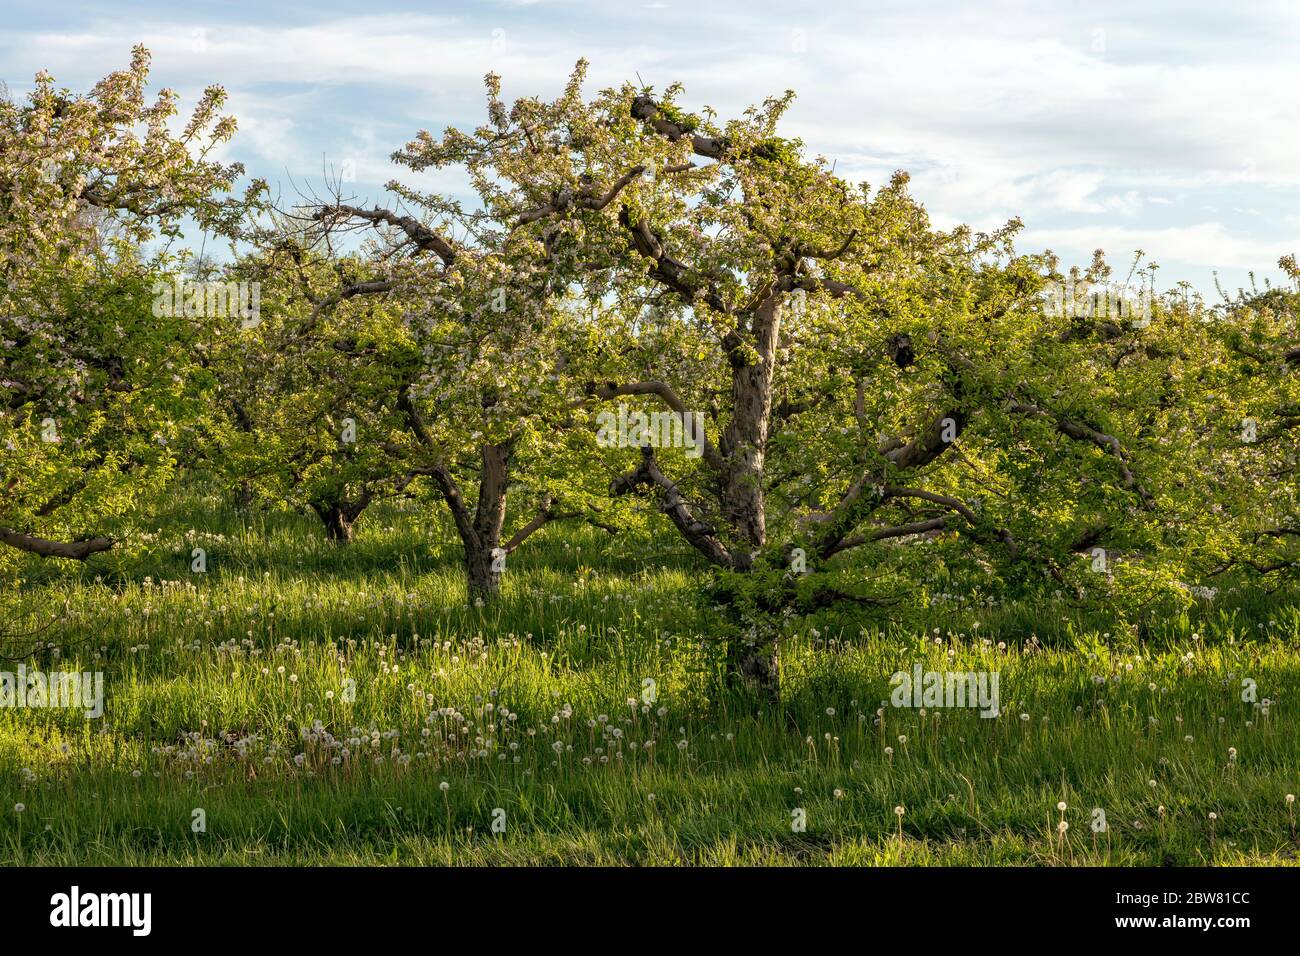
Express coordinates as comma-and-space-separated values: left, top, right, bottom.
584, 380, 724, 472
1007, 399, 1155, 509
502, 494, 586, 554
610, 446, 737, 567
0, 527, 114, 560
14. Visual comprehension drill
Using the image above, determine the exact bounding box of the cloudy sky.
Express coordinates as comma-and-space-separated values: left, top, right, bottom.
3, 0, 1298, 294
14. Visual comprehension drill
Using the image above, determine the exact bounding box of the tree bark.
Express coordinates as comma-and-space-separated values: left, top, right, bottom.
717, 293, 781, 560
727, 626, 781, 696
232, 480, 255, 510
464, 442, 512, 603
310, 496, 370, 544
314, 504, 355, 543
464, 538, 502, 603
0, 527, 114, 560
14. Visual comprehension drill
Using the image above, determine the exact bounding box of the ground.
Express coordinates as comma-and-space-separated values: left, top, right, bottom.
2, 492, 1298, 866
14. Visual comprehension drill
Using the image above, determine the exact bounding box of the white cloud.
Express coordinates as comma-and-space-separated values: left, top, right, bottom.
1021, 222, 1300, 271
3, 1, 1298, 289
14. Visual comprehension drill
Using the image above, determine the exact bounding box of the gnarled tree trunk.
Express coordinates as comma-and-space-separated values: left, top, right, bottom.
717, 294, 780, 561
310, 495, 370, 544
399, 388, 512, 604
464, 442, 511, 603
716, 294, 782, 692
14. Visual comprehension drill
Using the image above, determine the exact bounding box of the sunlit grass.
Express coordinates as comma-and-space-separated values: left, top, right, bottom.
2, 494, 1299, 865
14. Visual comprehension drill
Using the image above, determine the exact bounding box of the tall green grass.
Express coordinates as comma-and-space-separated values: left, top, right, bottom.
3, 494, 1299, 865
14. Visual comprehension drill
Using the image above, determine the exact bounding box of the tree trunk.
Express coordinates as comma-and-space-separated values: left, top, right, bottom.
400, 389, 511, 605
727, 629, 780, 697
463, 442, 511, 603
232, 480, 255, 510
464, 539, 502, 603
310, 496, 369, 544
719, 294, 782, 691
718, 294, 781, 563
317, 505, 355, 543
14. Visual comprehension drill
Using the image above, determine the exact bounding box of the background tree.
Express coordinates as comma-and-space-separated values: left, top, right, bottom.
295, 69, 626, 599
1197, 255, 1300, 581
0, 47, 260, 564
194, 232, 427, 543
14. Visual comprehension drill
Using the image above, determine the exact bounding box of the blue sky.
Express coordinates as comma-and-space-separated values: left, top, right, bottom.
3, 0, 1298, 295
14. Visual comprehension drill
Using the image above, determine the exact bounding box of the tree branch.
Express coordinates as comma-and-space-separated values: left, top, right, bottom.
0, 528, 113, 560
610, 446, 736, 567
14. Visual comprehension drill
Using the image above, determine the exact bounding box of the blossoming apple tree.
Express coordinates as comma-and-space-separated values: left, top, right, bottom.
0, 47, 260, 565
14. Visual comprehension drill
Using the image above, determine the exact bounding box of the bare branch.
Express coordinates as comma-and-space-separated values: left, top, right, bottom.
1007, 400, 1155, 509
610, 446, 736, 567
315, 204, 457, 265
0, 528, 113, 560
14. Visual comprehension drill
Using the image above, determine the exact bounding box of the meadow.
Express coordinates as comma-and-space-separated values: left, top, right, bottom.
2, 490, 1299, 867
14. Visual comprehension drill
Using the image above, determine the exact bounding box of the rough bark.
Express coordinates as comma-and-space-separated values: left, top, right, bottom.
0, 527, 114, 560
464, 442, 512, 602
310, 501, 360, 543
727, 625, 780, 696
464, 538, 501, 603
717, 292, 781, 561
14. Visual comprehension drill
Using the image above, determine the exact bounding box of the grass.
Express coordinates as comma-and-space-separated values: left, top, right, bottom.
3, 491, 1300, 866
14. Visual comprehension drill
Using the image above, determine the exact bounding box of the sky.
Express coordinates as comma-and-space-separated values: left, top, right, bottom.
2, 0, 1298, 296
